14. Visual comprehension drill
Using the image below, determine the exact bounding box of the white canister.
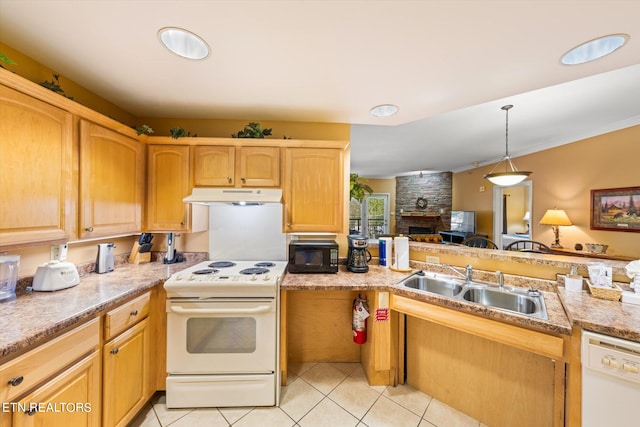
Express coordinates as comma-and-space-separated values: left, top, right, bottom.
394, 236, 410, 270
565, 275, 583, 292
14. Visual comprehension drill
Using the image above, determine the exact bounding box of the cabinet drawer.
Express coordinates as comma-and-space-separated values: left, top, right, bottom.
0, 318, 100, 402
104, 292, 151, 341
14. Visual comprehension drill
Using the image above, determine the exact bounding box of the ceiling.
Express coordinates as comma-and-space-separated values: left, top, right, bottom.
1, 0, 639, 178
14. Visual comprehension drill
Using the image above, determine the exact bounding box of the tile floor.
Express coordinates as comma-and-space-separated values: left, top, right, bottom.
130, 362, 487, 427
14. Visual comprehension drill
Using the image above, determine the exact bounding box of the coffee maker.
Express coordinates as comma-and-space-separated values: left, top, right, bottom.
347, 235, 372, 273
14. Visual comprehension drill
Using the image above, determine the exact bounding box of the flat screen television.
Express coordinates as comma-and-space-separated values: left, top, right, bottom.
450, 210, 476, 234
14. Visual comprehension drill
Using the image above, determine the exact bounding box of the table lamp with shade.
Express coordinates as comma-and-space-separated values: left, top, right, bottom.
539, 209, 572, 248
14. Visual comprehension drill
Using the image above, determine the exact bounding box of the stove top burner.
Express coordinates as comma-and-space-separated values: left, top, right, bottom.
193, 268, 219, 275
254, 262, 276, 268
208, 261, 236, 268
239, 267, 269, 275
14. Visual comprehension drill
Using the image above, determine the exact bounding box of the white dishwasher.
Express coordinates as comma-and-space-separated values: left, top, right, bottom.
582, 330, 640, 427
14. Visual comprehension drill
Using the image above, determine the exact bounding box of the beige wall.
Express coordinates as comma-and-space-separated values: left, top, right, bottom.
0, 42, 137, 125
136, 117, 349, 141
453, 125, 640, 257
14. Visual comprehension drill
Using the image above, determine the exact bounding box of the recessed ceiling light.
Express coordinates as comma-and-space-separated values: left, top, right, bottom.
370, 104, 399, 118
158, 27, 210, 60
561, 34, 629, 65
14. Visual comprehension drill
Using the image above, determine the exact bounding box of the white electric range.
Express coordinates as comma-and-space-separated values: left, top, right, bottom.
164, 190, 289, 409
164, 260, 288, 298
164, 260, 288, 409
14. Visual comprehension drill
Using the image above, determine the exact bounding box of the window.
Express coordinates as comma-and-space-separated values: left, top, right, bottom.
349, 193, 390, 240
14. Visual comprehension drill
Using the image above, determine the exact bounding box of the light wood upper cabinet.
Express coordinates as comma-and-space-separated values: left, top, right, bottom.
79, 120, 143, 239
193, 146, 235, 186
146, 145, 207, 232
237, 146, 280, 187
0, 85, 76, 247
194, 146, 280, 187
283, 147, 345, 233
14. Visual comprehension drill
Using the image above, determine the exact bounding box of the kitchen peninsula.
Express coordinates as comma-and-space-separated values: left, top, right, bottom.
280, 242, 638, 427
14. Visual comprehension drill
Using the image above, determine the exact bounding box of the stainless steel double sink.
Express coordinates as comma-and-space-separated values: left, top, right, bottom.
397, 270, 548, 320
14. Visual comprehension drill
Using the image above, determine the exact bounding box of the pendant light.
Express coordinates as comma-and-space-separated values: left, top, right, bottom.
484, 105, 531, 186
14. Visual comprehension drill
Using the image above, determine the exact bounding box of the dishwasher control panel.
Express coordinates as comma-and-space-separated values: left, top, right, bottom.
582, 330, 640, 384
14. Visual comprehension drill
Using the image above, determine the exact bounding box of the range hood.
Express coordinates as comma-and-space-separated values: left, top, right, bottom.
183, 188, 282, 205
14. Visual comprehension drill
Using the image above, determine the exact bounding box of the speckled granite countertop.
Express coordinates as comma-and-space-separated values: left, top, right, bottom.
4, 249, 639, 362
559, 286, 640, 343
281, 263, 573, 336
0, 256, 205, 361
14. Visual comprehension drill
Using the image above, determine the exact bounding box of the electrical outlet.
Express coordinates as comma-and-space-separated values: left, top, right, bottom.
425, 255, 440, 264
479, 186, 486, 192
50, 244, 68, 261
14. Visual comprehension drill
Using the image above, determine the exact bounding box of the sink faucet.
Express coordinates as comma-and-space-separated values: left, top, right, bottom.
443, 264, 473, 283
496, 271, 504, 290
465, 265, 473, 283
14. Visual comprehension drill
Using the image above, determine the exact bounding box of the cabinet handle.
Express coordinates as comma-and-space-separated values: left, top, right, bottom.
26, 408, 37, 416
130, 310, 138, 316
8, 376, 24, 386
284, 204, 290, 228
85, 227, 94, 232
227, 176, 232, 183
241, 177, 246, 183
110, 348, 119, 355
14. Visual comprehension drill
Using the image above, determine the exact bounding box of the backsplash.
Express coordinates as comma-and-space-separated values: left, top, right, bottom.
14, 251, 207, 296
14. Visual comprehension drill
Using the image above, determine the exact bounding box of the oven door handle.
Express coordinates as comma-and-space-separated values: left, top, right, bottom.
169, 305, 272, 315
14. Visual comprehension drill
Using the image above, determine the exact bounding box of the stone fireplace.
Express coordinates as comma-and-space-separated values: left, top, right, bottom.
396, 172, 452, 234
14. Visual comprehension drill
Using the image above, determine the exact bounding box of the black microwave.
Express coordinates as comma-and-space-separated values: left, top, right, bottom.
288, 240, 339, 274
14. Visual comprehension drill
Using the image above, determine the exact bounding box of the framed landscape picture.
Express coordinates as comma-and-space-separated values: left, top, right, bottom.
591, 186, 640, 232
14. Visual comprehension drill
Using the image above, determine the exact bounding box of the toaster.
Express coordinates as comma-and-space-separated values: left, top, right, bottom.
32, 261, 80, 291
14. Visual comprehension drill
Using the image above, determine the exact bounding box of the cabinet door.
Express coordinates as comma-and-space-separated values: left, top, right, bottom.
283, 148, 344, 233
193, 146, 235, 186
146, 145, 191, 231
12, 351, 101, 427
103, 318, 150, 427
79, 120, 143, 238
0, 85, 76, 247
237, 146, 280, 187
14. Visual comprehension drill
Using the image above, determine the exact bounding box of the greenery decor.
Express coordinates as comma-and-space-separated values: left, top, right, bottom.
40, 73, 73, 100
170, 127, 198, 139
0, 52, 16, 68
350, 173, 373, 202
232, 122, 272, 138
133, 125, 154, 136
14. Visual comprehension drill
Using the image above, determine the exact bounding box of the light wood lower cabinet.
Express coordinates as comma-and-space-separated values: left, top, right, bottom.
0, 84, 76, 247
0, 319, 100, 427
12, 351, 101, 427
102, 317, 150, 427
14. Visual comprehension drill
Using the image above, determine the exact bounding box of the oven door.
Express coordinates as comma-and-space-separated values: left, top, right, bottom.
167, 298, 276, 374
